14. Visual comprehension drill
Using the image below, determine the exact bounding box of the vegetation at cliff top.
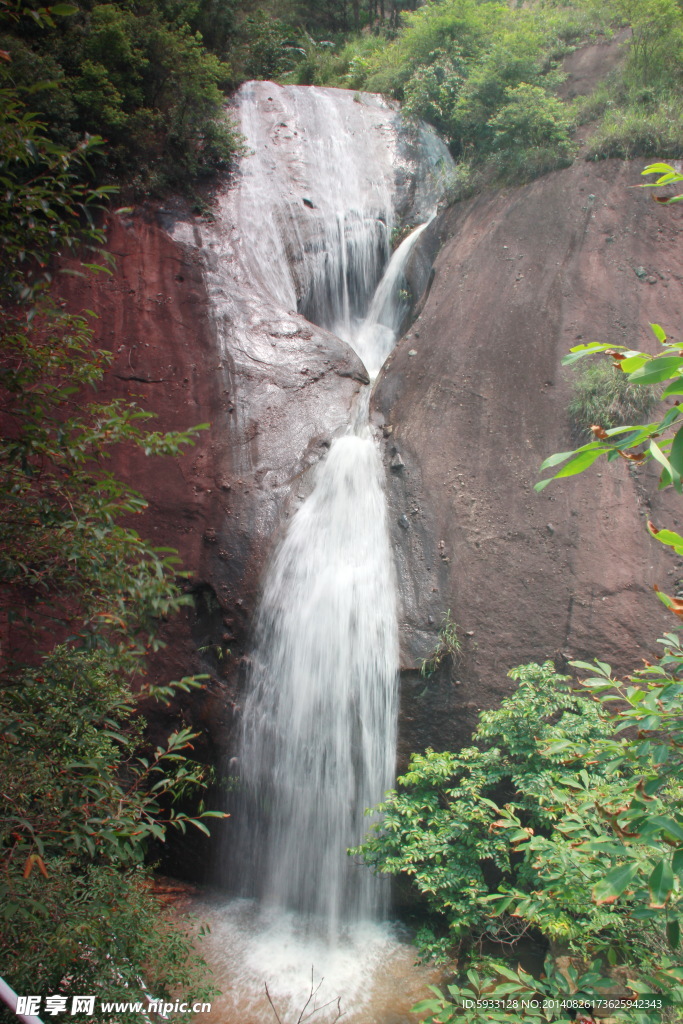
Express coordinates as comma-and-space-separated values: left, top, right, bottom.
288, 0, 683, 192
5, 0, 683, 200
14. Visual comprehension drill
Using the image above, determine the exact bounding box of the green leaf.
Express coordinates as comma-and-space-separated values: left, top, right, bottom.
650, 440, 680, 489
554, 447, 605, 478
593, 862, 639, 904
538, 444, 600, 472
534, 477, 553, 492
647, 524, 683, 555
649, 858, 675, 906
629, 355, 683, 385
651, 323, 668, 344
642, 816, 683, 841
667, 919, 680, 949
642, 162, 681, 177
669, 426, 683, 479
189, 819, 211, 836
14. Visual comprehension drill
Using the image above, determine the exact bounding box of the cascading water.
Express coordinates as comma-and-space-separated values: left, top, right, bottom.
237, 414, 398, 933
235, 224, 430, 934
233, 129, 439, 937
180, 81, 452, 1022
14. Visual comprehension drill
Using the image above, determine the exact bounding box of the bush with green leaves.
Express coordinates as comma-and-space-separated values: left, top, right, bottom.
355, 661, 614, 961
0, 651, 219, 1015
359, 647, 683, 1024
488, 83, 572, 153
1, 0, 244, 197
402, 50, 467, 140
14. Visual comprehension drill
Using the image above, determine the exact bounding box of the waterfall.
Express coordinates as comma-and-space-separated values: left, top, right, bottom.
184, 81, 453, 1021
238, 421, 398, 932
221, 83, 447, 939
236, 224, 433, 938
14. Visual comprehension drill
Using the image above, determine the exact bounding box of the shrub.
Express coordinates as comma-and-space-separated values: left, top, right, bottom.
402, 50, 467, 138
585, 97, 683, 159
0, 650, 218, 1015
2, 0, 241, 196
488, 83, 572, 152
358, 645, 683, 1021
354, 662, 613, 961
569, 359, 661, 434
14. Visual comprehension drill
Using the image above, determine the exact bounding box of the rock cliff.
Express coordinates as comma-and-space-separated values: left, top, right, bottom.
375, 157, 683, 758
62, 135, 683, 823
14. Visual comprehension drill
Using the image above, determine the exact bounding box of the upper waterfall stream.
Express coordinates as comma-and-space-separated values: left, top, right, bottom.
181, 81, 452, 1023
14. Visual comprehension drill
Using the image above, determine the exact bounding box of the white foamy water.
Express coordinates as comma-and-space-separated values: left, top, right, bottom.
187, 896, 441, 1024
237, 424, 398, 932
354, 220, 433, 378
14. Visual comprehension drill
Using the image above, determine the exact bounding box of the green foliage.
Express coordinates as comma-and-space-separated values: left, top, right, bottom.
568, 358, 660, 435
237, 8, 304, 79
3, 0, 241, 194
478, 641, 683, 1021
420, 609, 462, 678
296, 0, 683, 192
585, 96, 683, 161
354, 661, 613, 960
0, 18, 219, 1004
608, 0, 683, 85
359, 646, 683, 1022
413, 958, 608, 1024
487, 83, 571, 152
0, 651, 219, 1015
402, 50, 467, 140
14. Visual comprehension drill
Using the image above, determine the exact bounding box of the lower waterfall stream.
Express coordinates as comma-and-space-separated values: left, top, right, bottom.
182, 82, 452, 1022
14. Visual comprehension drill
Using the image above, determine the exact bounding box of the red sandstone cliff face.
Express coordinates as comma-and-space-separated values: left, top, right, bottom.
59, 211, 236, 758
374, 158, 683, 761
